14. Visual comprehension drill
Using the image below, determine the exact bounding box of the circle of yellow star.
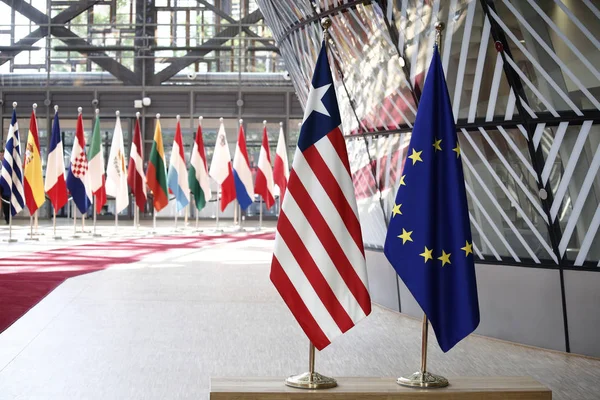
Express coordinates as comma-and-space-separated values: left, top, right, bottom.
408, 149, 423, 165
397, 228, 413, 244
392, 203, 402, 217
461, 240, 473, 256
420, 246, 433, 262
399, 174, 406, 186
433, 138, 442, 152
438, 250, 451, 266
453, 142, 461, 158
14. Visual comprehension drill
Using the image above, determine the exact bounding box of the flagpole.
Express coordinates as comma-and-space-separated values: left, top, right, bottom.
34, 210, 39, 235
259, 197, 262, 231
93, 194, 98, 236
7, 207, 16, 243
397, 20, 448, 390
216, 190, 220, 231
195, 196, 199, 230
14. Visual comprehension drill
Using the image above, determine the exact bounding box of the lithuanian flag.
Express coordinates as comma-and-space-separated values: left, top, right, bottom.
23, 109, 45, 213
146, 117, 169, 211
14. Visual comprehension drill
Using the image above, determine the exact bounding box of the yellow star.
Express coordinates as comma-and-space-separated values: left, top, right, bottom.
461, 241, 473, 256
438, 250, 451, 267
399, 174, 406, 186
419, 246, 433, 262
392, 203, 402, 217
433, 138, 442, 152
453, 142, 461, 158
397, 228, 413, 244
408, 149, 423, 165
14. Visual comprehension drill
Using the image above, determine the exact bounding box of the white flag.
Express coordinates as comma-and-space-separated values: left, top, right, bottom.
105, 114, 129, 214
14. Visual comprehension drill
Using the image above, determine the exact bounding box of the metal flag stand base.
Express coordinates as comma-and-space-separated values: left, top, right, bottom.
397, 316, 449, 388
285, 343, 337, 390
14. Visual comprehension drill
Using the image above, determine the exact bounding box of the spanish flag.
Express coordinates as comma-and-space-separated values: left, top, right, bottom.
23, 109, 45, 213
146, 116, 169, 212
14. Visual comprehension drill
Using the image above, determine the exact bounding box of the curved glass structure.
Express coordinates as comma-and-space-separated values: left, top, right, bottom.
257, 0, 600, 269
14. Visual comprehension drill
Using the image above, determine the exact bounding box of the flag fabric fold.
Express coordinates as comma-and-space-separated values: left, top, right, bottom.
232, 122, 254, 210
209, 120, 236, 212
128, 116, 147, 211
147, 118, 169, 212
105, 114, 129, 214
88, 112, 106, 214
273, 123, 289, 202
270, 42, 371, 351
0, 109, 25, 216
189, 119, 212, 211
384, 45, 480, 353
44, 111, 68, 212
167, 118, 190, 211
66, 112, 92, 214
23, 109, 45, 214
254, 123, 275, 209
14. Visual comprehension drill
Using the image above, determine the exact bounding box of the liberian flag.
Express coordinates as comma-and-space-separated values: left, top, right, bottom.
23, 108, 45, 214
0, 109, 25, 216
270, 43, 371, 350
44, 110, 68, 212
167, 118, 190, 211
254, 122, 275, 209
88, 112, 106, 214
147, 117, 169, 212
188, 117, 211, 211
232, 121, 254, 210
209, 119, 236, 212
105, 113, 129, 214
128, 116, 147, 210
66, 111, 92, 214
273, 122, 289, 202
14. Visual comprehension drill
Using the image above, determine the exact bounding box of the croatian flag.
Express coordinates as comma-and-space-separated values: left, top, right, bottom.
0, 108, 25, 216
270, 43, 371, 350
44, 110, 68, 212
167, 117, 190, 211
66, 111, 92, 214
232, 120, 254, 210
254, 121, 275, 209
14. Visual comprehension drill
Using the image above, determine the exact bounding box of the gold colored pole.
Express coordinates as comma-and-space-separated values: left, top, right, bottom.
308, 343, 315, 377
420, 315, 428, 376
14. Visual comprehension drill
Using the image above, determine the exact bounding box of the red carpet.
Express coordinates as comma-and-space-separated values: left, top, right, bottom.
0, 232, 275, 334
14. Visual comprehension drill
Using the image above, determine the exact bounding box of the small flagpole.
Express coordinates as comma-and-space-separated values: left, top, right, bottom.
34, 209, 39, 235
7, 207, 16, 243
259, 197, 262, 231
153, 209, 157, 233
184, 204, 188, 228
195, 196, 199, 230
397, 20, 448, 390
93, 195, 98, 236
72, 201, 79, 238
216, 191, 220, 231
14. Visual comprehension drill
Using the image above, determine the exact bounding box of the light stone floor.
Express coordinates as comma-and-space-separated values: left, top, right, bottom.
0, 220, 599, 399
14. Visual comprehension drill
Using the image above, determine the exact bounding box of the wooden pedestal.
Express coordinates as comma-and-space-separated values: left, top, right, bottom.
210, 377, 551, 399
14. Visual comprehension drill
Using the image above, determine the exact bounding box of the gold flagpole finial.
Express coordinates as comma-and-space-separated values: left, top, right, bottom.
321, 17, 332, 41
435, 22, 444, 49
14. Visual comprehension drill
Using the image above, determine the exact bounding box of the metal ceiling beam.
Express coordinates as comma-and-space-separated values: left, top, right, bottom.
196, 0, 264, 41
154, 8, 263, 83
0, 0, 138, 84
0, 0, 99, 65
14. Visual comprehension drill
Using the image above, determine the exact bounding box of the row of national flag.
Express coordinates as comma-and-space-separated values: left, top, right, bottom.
0, 108, 290, 218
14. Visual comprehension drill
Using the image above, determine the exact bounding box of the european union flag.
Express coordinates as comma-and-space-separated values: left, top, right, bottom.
384, 45, 480, 352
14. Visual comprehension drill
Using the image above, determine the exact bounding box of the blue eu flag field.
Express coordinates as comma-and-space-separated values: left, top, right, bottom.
384, 45, 480, 353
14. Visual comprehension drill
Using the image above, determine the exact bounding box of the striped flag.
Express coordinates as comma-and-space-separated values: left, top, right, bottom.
0, 108, 25, 216
66, 111, 92, 214
273, 122, 289, 202
105, 113, 129, 214
270, 43, 371, 350
254, 122, 275, 209
167, 118, 190, 211
209, 119, 236, 212
189, 118, 211, 211
44, 110, 68, 212
232, 121, 254, 210
128, 116, 147, 211
147, 117, 169, 212
23, 108, 45, 214
88, 112, 106, 214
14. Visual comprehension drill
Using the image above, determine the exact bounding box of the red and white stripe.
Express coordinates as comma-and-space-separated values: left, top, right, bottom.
271, 126, 371, 350
273, 122, 289, 201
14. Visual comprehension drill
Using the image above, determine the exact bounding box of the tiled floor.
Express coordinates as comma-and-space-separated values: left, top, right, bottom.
0, 221, 599, 399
